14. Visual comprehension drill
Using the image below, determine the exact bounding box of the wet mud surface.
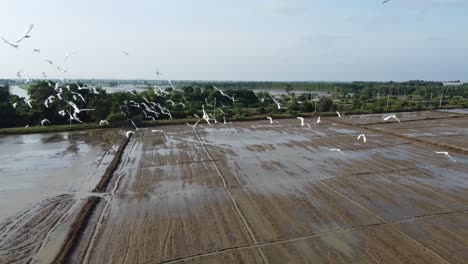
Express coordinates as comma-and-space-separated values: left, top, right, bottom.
0, 129, 120, 263
1, 110, 467, 263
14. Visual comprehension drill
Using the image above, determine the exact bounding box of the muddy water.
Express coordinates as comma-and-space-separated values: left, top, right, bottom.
0, 130, 116, 222
0, 129, 119, 264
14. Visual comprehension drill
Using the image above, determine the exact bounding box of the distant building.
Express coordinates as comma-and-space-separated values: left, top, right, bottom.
443, 81, 464, 87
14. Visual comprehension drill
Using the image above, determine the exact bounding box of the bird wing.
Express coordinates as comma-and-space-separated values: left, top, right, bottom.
16, 24, 34, 43
1, 37, 16, 46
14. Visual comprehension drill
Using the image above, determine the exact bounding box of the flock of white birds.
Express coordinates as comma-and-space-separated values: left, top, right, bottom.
3, 16, 457, 164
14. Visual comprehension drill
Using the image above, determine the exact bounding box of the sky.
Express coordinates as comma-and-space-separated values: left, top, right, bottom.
0, 0, 467, 81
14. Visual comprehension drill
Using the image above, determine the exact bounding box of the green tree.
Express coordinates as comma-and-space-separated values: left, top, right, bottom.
317, 97, 333, 112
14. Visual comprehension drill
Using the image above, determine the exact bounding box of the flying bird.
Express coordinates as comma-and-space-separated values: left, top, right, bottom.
71, 91, 86, 103
297, 117, 304, 127
156, 69, 162, 76
130, 120, 138, 130
166, 100, 175, 107
1, 37, 18, 48
126, 131, 135, 138
25, 99, 34, 109
383, 115, 401, 123
270, 94, 281, 109
99, 120, 109, 126
330, 148, 344, 155
16, 24, 34, 43
12, 102, 18, 109
357, 134, 367, 143
186, 120, 200, 130
16, 69, 22, 79
316, 116, 321, 124
435, 151, 456, 162
336, 111, 342, 118
32, 48, 40, 53
121, 51, 129, 56
44, 60, 54, 65
214, 86, 234, 102
383, 0, 390, 4
41, 119, 51, 127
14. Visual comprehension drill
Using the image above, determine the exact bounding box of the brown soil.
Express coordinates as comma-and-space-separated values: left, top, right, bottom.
51, 196, 101, 264
93, 135, 130, 192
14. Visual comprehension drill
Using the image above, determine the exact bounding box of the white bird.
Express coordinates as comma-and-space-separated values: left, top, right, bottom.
44, 59, 54, 65
330, 148, 344, 155
166, 100, 175, 107
16, 24, 34, 43
202, 105, 212, 126
383, 115, 401, 123
297, 117, 304, 127
187, 120, 200, 130
357, 134, 367, 143
336, 111, 342, 118
57, 93, 63, 100
213, 86, 234, 102
121, 51, 129, 56
179, 102, 185, 108
75, 83, 88, 90
151, 129, 169, 140
383, 0, 390, 4
42, 72, 47, 78
25, 125, 29, 128
90, 86, 99, 94
267, 117, 273, 124
130, 120, 138, 130
435, 151, 456, 162
41, 119, 51, 127
66, 101, 94, 114
16, 69, 22, 79
99, 120, 109, 126
32, 48, 40, 53
270, 94, 281, 109
71, 92, 86, 103
12, 102, 18, 109
317, 116, 321, 124
126, 131, 135, 138
1, 37, 18, 48
204, 98, 213, 107
58, 110, 66, 117
25, 99, 34, 109
44, 99, 50, 108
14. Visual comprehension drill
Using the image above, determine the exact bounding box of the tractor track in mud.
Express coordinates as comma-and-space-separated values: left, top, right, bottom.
50, 133, 131, 263
51, 196, 101, 264
144, 210, 468, 264
194, 129, 271, 264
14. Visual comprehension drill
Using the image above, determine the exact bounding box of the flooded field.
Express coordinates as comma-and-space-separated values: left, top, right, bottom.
1, 111, 467, 263
0, 129, 120, 263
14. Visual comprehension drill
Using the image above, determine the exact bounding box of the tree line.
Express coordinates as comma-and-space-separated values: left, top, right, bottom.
0, 80, 467, 129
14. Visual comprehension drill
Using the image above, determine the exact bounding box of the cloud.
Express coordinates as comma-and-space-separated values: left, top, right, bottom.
261, 0, 306, 15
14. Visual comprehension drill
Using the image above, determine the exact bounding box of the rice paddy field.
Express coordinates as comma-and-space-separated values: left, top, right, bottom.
1, 110, 467, 264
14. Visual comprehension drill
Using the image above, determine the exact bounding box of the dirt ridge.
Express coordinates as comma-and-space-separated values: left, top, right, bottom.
51, 196, 101, 264
93, 135, 131, 192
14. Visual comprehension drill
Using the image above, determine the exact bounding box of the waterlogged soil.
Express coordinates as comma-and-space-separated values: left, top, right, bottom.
0, 129, 120, 264
2, 112, 468, 264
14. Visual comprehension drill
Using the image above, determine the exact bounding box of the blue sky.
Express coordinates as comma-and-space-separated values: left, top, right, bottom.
0, 0, 467, 81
